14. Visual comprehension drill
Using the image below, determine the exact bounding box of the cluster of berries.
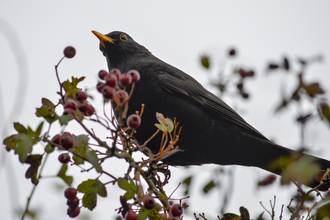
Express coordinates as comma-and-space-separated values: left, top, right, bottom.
64, 188, 80, 218
63, 91, 95, 117
236, 68, 255, 99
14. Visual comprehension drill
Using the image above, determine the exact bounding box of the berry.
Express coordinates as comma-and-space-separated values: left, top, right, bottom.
105, 74, 118, 87
98, 70, 109, 80
127, 114, 141, 129
96, 82, 106, 92
52, 134, 62, 145
74, 91, 87, 101
241, 92, 249, 99
114, 90, 129, 105
61, 135, 74, 149
102, 85, 115, 99
236, 83, 243, 90
77, 101, 89, 113
258, 174, 276, 186
67, 196, 79, 209
86, 104, 95, 116
58, 153, 71, 164
167, 216, 175, 220
110, 68, 121, 80
229, 48, 236, 56
125, 209, 138, 220
143, 196, 155, 209
63, 108, 75, 117
62, 132, 72, 138
127, 70, 140, 83
67, 206, 80, 218
119, 74, 132, 87
171, 204, 183, 217
65, 188, 77, 200
64, 101, 77, 110
64, 46, 76, 58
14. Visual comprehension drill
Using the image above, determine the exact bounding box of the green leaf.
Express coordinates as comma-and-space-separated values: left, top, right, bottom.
41, 98, 56, 109
57, 164, 73, 186
154, 112, 174, 133
15, 134, 38, 163
63, 76, 85, 97
86, 150, 102, 173
3, 135, 17, 151
118, 178, 137, 200
77, 179, 107, 210
201, 55, 210, 69
58, 114, 74, 126
25, 154, 43, 185
73, 134, 89, 144
203, 179, 216, 194
14, 122, 28, 134
137, 207, 149, 220
72, 155, 85, 165
45, 144, 55, 154
36, 106, 58, 124
26, 121, 44, 137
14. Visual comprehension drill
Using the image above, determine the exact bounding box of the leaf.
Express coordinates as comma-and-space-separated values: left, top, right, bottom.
63, 76, 85, 97
86, 150, 102, 173
200, 55, 210, 69
57, 164, 73, 186
45, 144, 55, 154
73, 134, 89, 144
72, 155, 85, 165
25, 154, 43, 185
319, 103, 330, 123
220, 213, 240, 220
41, 98, 56, 109
303, 83, 324, 98
239, 207, 250, 220
3, 135, 17, 151
154, 112, 174, 133
59, 114, 74, 126
15, 133, 38, 163
182, 176, 193, 195
36, 106, 58, 124
118, 178, 137, 200
316, 202, 330, 219
77, 179, 107, 211
26, 121, 44, 137
14, 122, 27, 134
203, 179, 216, 194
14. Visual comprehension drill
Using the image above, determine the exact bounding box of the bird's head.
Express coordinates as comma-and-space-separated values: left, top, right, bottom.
92, 30, 151, 69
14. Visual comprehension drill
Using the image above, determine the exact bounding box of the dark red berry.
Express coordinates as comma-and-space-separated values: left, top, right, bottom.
65, 188, 77, 200
102, 85, 115, 99
97, 82, 106, 92
258, 174, 276, 186
64, 101, 77, 110
125, 209, 137, 220
167, 216, 175, 220
241, 93, 249, 99
63, 108, 75, 117
67, 196, 79, 209
127, 70, 140, 83
105, 74, 118, 87
77, 101, 89, 113
110, 68, 121, 80
64, 46, 76, 58
62, 132, 72, 138
58, 153, 71, 164
171, 204, 183, 217
86, 104, 95, 116
98, 70, 109, 80
114, 90, 129, 105
74, 91, 87, 101
127, 114, 141, 129
236, 83, 243, 90
119, 74, 132, 87
61, 135, 74, 149
143, 196, 155, 209
52, 134, 62, 145
67, 206, 80, 218
228, 48, 236, 56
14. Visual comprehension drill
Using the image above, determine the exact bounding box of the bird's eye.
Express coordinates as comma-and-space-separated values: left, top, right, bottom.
119, 34, 128, 42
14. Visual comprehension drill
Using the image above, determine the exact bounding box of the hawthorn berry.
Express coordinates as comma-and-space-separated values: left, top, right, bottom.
63, 108, 75, 117
171, 204, 183, 217
64, 46, 76, 58
241, 92, 249, 99
236, 83, 243, 90
258, 174, 276, 186
119, 74, 132, 87
96, 82, 106, 92
67, 206, 80, 218
67, 196, 79, 209
127, 114, 141, 129
98, 70, 109, 80
62, 132, 72, 138
228, 48, 236, 56
110, 68, 121, 80
52, 134, 62, 145
143, 196, 155, 210
77, 101, 89, 113
114, 90, 129, 105
74, 91, 87, 101
58, 153, 71, 164
127, 70, 140, 83
105, 74, 118, 87
125, 209, 138, 220
65, 188, 77, 200
64, 101, 77, 110
61, 135, 74, 149
86, 104, 95, 116
102, 85, 115, 99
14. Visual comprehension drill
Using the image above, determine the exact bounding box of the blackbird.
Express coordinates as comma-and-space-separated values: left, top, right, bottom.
92, 30, 330, 190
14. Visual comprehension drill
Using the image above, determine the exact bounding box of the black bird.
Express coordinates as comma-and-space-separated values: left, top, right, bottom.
92, 30, 330, 190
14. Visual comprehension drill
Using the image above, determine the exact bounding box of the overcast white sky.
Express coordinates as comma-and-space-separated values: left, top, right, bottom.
1, 1, 330, 220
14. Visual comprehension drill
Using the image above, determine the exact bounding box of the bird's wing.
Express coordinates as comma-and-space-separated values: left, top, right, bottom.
154, 63, 268, 140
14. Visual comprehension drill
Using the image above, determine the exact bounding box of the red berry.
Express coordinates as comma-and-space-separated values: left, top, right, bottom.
127, 114, 141, 129
171, 204, 183, 217
74, 91, 87, 101
65, 188, 77, 200
236, 83, 243, 90
67, 196, 79, 209
143, 196, 155, 209
102, 85, 115, 99
77, 101, 89, 113
98, 70, 109, 80
228, 48, 236, 56
125, 209, 137, 220
61, 135, 74, 149
86, 104, 95, 116
114, 90, 129, 105
167, 216, 175, 220
127, 70, 140, 83
258, 174, 276, 186
96, 82, 106, 92
64, 101, 77, 110
62, 132, 72, 138
52, 134, 62, 145
58, 153, 71, 164
119, 74, 132, 87
241, 92, 249, 99
67, 206, 80, 218
105, 74, 118, 87
63, 108, 76, 117
64, 46, 76, 58
110, 68, 121, 80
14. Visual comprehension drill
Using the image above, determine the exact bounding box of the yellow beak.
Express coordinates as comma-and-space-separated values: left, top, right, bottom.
92, 30, 115, 47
